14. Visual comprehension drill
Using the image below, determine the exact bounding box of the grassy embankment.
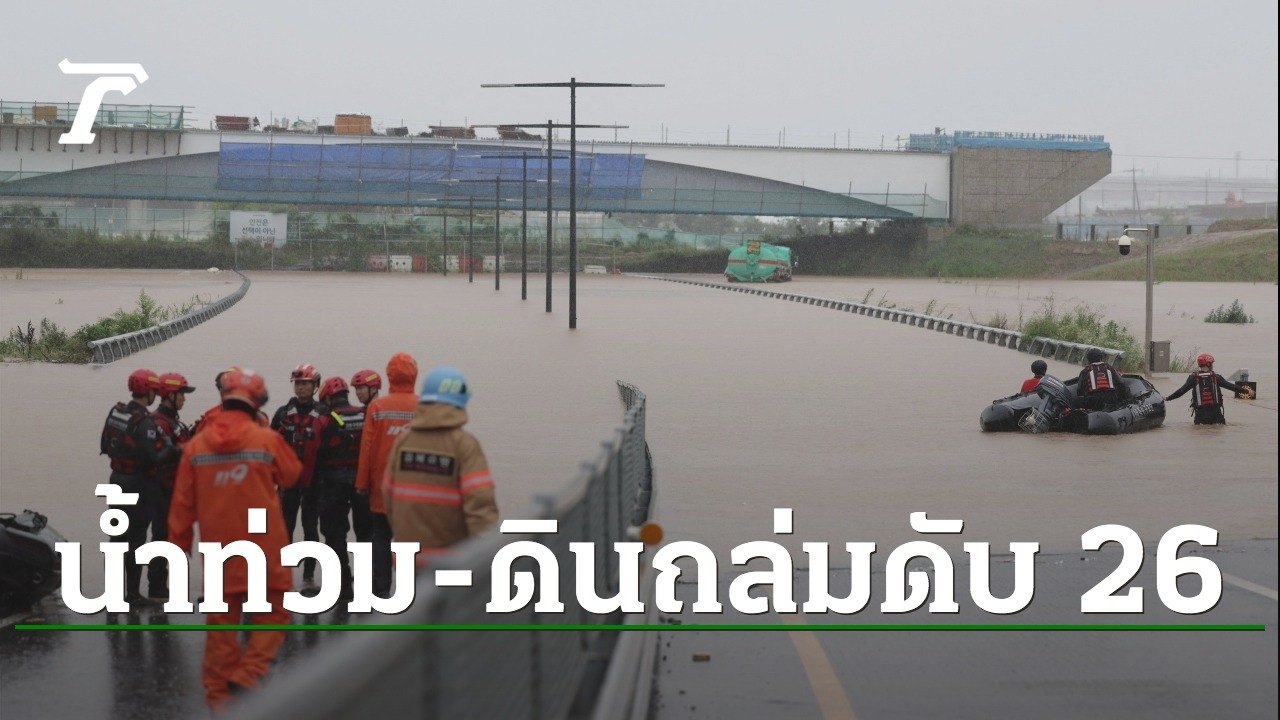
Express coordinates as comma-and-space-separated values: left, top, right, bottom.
0, 291, 208, 363
1070, 231, 1277, 282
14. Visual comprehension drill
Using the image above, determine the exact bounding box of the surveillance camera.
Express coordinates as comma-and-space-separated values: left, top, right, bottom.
1118, 235, 1132, 256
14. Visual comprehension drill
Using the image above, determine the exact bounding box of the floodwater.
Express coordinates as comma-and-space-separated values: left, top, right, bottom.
1, 268, 1276, 718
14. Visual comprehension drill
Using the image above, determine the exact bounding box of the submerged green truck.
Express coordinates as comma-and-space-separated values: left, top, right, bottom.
725, 241, 793, 282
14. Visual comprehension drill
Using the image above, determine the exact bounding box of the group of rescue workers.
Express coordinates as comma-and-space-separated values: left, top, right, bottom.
100, 354, 498, 712
1020, 348, 1254, 424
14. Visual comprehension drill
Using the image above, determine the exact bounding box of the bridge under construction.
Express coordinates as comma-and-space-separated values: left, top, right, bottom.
1, 101, 1111, 227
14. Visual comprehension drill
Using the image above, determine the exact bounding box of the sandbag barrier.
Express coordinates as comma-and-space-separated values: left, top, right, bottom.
87, 271, 251, 364
630, 275, 1126, 365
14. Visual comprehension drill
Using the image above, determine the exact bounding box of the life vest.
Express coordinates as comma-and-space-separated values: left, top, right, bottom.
151, 409, 190, 488
276, 401, 326, 461
1085, 362, 1116, 393
100, 401, 149, 474
1192, 371, 1222, 408
318, 404, 365, 471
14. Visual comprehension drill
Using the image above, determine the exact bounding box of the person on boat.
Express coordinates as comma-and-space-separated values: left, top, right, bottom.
169, 368, 300, 713
1165, 353, 1254, 425
147, 371, 195, 601
313, 375, 366, 599
355, 352, 419, 597
383, 365, 499, 566
1075, 348, 1129, 410
271, 363, 328, 592
100, 368, 173, 607
1022, 360, 1048, 393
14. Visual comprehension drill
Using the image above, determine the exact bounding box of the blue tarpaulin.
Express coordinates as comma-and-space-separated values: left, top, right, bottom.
217, 143, 645, 199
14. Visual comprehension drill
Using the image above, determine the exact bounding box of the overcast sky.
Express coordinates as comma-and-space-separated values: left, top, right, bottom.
4, 0, 1276, 180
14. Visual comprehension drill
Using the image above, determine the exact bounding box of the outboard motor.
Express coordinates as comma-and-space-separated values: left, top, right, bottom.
1019, 375, 1073, 433
0, 510, 66, 616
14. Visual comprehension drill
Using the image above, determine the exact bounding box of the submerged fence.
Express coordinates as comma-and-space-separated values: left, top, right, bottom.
231, 381, 658, 720
640, 276, 1127, 365
86, 270, 250, 363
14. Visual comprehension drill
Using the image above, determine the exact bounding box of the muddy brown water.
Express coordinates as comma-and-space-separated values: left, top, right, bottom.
1, 269, 1276, 593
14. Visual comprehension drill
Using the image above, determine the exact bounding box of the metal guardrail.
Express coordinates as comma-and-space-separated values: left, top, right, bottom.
86, 271, 251, 364
231, 381, 658, 720
635, 275, 1127, 365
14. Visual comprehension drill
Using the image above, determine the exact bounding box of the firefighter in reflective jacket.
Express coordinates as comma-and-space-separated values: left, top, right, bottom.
100, 368, 175, 605
1075, 348, 1129, 411
169, 368, 300, 713
1165, 353, 1254, 425
271, 363, 327, 590
147, 371, 196, 601
314, 376, 366, 597
384, 366, 498, 564
355, 353, 418, 597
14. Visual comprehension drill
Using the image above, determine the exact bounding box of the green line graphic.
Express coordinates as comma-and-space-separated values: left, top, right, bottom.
14, 623, 1267, 632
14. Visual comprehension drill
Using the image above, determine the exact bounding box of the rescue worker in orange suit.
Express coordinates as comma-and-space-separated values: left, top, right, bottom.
314, 376, 366, 599
348, 369, 382, 544
355, 353, 418, 597
147, 371, 195, 601
169, 368, 300, 714
1021, 360, 1048, 394
1075, 347, 1129, 411
1165, 353, 1254, 425
271, 363, 327, 590
194, 368, 269, 434
384, 365, 498, 565
100, 368, 175, 606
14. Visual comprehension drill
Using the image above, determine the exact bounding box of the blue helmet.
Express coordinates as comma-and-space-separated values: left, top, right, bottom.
419, 365, 471, 408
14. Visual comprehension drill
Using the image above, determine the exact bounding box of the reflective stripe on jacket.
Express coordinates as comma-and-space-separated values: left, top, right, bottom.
383, 403, 498, 553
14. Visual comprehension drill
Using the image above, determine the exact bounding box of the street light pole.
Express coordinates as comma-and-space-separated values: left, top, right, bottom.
467, 197, 475, 284
521, 152, 528, 300
494, 176, 501, 291
1120, 225, 1154, 373
481, 79, 662, 328
546, 120, 554, 313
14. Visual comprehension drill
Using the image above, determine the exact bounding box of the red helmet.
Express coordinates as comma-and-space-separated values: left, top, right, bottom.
157, 372, 196, 398
1197, 353, 1215, 367
214, 366, 240, 391
351, 369, 382, 390
319, 376, 350, 402
127, 368, 161, 395
221, 368, 270, 410
290, 363, 321, 384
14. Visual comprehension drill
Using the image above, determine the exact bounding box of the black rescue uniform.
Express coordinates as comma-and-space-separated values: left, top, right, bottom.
148, 403, 190, 598
1075, 361, 1129, 411
314, 393, 368, 596
272, 397, 328, 583
100, 399, 176, 600
1166, 371, 1249, 425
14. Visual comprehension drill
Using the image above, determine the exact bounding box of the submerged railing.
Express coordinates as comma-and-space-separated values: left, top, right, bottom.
231, 381, 658, 720
638, 276, 1127, 365
86, 271, 251, 364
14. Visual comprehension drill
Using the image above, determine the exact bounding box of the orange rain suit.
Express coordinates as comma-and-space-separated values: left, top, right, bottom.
355, 353, 419, 515
169, 406, 302, 712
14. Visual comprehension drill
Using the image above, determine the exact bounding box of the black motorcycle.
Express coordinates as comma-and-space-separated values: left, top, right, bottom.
0, 510, 66, 617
